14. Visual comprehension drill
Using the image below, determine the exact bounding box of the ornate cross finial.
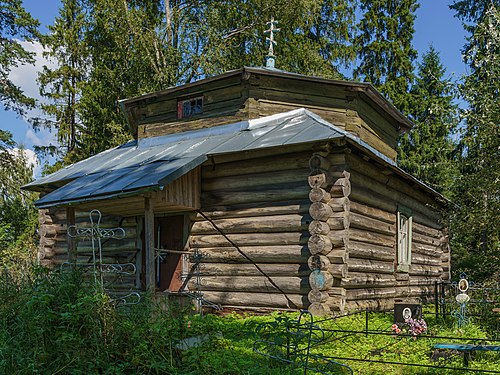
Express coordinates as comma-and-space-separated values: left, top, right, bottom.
264, 17, 280, 68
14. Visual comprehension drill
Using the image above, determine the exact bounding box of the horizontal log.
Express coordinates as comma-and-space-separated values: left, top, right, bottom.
412, 221, 443, 238
349, 212, 395, 236
309, 187, 331, 203
348, 241, 395, 262
347, 258, 394, 274
196, 245, 309, 263
349, 200, 395, 224
202, 168, 309, 192
347, 152, 437, 207
349, 228, 394, 248
412, 242, 442, 258
411, 254, 442, 267
330, 178, 351, 197
408, 264, 443, 277
308, 173, 332, 189
191, 214, 311, 235
308, 302, 332, 316
202, 151, 310, 179
328, 264, 347, 279
308, 289, 330, 303
309, 202, 333, 221
327, 212, 350, 230
309, 270, 334, 291
192, 276, 310, 294
201, 185, 310, 207
309, 154, 331, 171
308, 234, 332, 255
326, 249, 347, 264
329, 197, 350, 212
341, 272, 396, 288
350, 173, 442, 224
412, 231, 442, 247
328, 230, 349, 247
190, 232, 309, 248
196, 262, 310, 277
344, 298, 395, 312
200, 291, 307, 309
308, 255, 331, 271
346, 287, 397, 301
309, 220, 330, 235
195, 200, 310, 220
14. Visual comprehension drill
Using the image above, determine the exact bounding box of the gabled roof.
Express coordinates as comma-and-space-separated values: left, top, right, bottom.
24, 108, 441, 209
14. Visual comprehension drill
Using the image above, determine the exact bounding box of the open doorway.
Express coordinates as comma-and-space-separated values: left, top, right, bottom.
140, 215, 185, 292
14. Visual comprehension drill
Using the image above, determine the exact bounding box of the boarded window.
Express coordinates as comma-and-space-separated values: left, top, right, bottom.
397, 206, 412, 272
177, 97, 203, 119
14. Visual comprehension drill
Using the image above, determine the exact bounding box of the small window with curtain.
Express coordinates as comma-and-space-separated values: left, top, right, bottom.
397, 206, 412, 272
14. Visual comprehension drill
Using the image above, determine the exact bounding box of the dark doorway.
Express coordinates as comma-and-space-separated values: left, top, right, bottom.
141, 215, 185, 292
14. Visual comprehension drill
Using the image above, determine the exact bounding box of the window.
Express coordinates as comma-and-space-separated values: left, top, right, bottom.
177, 96, 203, 119
397, 206, 412, 272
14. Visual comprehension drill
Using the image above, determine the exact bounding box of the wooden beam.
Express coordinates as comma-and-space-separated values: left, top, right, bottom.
144, 197, 155, 291
66, 207, 76, 263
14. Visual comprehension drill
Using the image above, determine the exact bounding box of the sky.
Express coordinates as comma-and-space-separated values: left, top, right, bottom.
2, 0, 468, 161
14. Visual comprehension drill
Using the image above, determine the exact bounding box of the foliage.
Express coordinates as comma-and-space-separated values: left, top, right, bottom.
0, 130, 37, 267
450, 3, 500, 282
36, 0, 89, 162
0, 0, 39, 115
2, 273, 499, 375
397, 46, 459, 196
354, 0, 419, 113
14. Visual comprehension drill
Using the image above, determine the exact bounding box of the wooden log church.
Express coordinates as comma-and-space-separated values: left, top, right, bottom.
23, 67, 451, 314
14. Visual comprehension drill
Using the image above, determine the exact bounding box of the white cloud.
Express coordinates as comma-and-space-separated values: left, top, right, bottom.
9, 40, 57, 103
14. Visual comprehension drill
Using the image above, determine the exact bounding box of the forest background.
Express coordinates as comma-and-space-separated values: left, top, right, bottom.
0, 0, 498, 283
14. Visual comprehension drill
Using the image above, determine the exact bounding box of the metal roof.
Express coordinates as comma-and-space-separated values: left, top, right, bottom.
25, 108, 441, 209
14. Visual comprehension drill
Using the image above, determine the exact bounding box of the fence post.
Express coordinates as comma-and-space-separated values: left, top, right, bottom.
365, 309, 369, 337
434, 280, 439, 320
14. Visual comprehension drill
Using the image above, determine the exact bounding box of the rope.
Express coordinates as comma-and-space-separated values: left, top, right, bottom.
196, 209, 299, 310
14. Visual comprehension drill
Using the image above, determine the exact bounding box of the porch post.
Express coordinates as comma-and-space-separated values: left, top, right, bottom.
144, 196, 155, 292
66, 206, 76, 263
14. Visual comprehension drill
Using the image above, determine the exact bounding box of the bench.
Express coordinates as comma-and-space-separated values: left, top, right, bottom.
434, 343, 500, 366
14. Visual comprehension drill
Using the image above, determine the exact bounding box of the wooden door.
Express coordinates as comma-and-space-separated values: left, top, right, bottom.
157, 215, 184, 292
140, 215, 185, 292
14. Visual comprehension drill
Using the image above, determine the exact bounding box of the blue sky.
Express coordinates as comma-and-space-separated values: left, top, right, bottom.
2, 0, 468, 155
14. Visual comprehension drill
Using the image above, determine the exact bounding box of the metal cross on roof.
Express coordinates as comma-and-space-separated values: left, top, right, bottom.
264, 17, 280, 68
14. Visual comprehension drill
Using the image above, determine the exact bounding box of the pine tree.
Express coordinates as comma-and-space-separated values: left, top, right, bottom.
197, 0, 357, 79
354, 0, 419, 113
0, 0, 39, 115
37, 0, 89, 163
397, 46, 458, 195
451, 4, 499, 281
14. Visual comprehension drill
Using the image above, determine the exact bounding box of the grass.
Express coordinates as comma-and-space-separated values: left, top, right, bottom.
0, 268, 498, 374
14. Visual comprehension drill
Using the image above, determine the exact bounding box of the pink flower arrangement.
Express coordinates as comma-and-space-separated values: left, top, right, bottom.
391, 318, 427, 339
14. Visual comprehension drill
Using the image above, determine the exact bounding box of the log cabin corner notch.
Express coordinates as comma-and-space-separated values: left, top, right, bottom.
23, 68, 450, 315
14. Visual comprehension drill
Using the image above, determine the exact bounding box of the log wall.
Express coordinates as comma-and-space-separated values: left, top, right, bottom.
38, 208, 139, 291
189, 149, 312, 310
341, 150, 449, 312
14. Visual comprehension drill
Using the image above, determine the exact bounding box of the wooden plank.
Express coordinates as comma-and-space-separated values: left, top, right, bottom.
66, 207, 75, 263
144, 197, 155, 291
